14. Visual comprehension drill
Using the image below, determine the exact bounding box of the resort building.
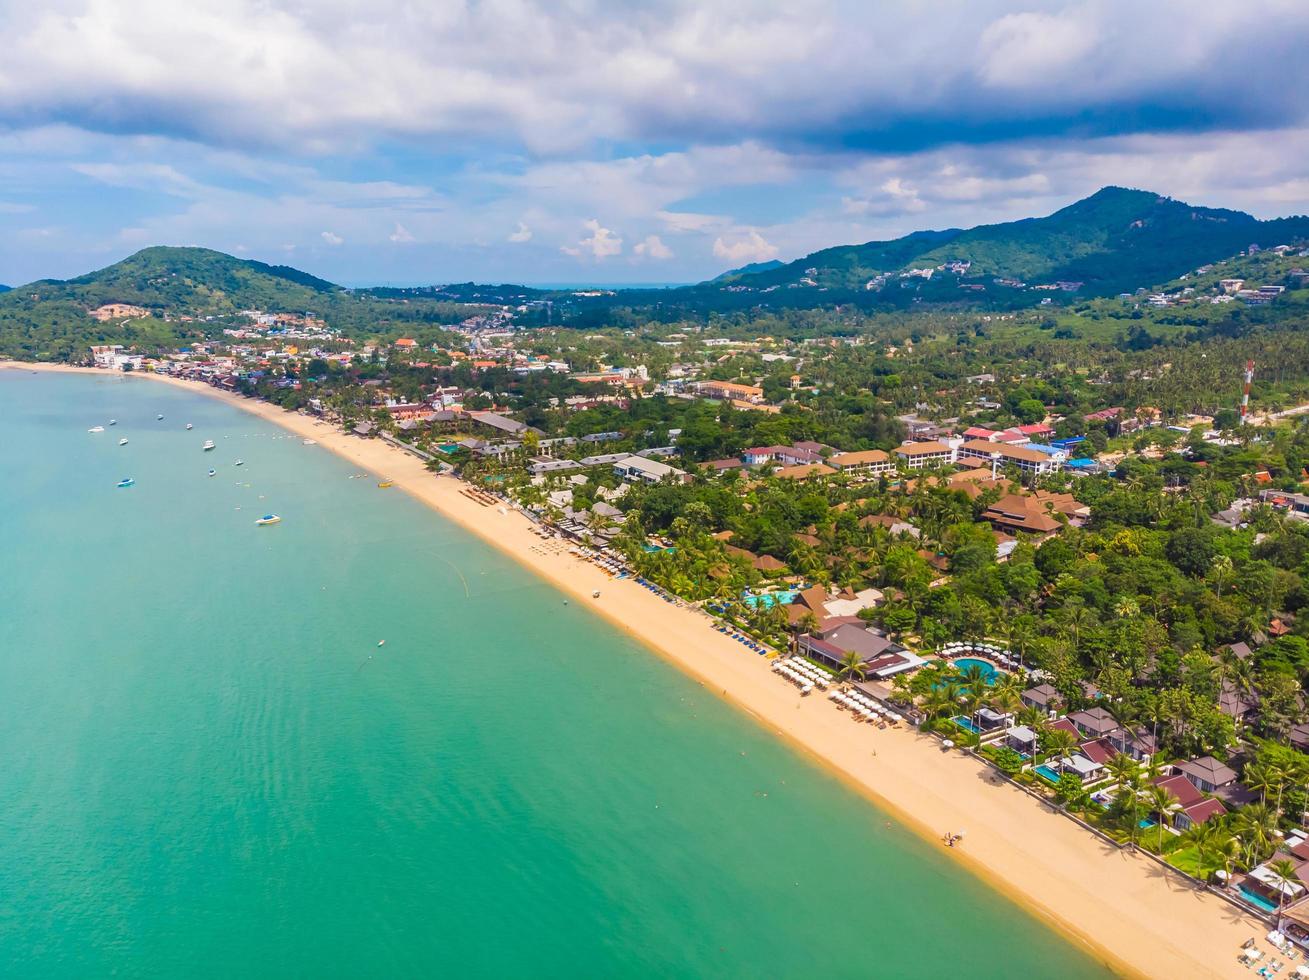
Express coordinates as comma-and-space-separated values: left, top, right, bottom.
829, 449, 894, 478
894, 440, 954, 469
1021, 684, 1061, 715
797, 623, 926, 678
1067, 707, 1120, 740
1177, 756, 1239, 794
774, 463, 837, 481
981, 493, 1064, 536
957, 439, 1064, 477
612, 454, 689, 485
742, 444, 826, 467
693, 380, 765, 404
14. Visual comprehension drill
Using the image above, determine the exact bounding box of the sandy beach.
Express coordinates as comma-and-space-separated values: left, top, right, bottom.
7, 361, 1269, 978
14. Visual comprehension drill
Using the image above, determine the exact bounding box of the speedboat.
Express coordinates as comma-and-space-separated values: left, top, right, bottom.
116, 477, 135, 488
302, 438, 316, 446
234, 459, 244, 467
207, 469, 216, 477
255, 514, 281, 526
88, 425, 105, 433
108, 419, 117, 426
202, 439, 216, 451
156, 414, 164, 421
118, 438, 128, 446
185, 423, 193, 430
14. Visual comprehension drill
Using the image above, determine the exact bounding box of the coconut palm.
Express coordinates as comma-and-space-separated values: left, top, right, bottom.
1234, 803, 1279, 868
1268, 858, 1301, 912
1141, 785, 1181, 851
837, 650, 867, 685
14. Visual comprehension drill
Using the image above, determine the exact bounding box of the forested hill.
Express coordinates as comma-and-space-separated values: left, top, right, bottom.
709, 187, 1309, 299
14, 246, 341, 315
0, 246, 489, 361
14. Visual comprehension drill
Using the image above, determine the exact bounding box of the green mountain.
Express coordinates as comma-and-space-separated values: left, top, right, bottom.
0, 246, 482, 362
18, 245, 341, 315
711, 259, 784, 282
718, 187, 1309, 299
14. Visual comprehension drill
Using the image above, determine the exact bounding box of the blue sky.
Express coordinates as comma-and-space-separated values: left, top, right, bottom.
1, 0, 1307, 287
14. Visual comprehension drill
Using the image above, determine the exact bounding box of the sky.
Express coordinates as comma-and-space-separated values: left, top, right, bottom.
1, 1, 1307, 287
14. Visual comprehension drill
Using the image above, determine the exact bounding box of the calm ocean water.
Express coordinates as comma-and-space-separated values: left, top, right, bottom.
0, 372, 1115, 978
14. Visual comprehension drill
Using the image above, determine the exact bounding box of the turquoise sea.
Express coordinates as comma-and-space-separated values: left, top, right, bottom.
0, 372, 1115, 978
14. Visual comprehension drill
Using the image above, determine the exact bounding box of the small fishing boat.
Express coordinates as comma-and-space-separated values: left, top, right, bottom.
156, 414, 164, 421
185, 423, 193, 430
88, 425, 105, 433
377, 480, 394, 488
118, 438, 128, 446
207, 469, 216, 477
377, 640, 386, 647
109, 419, 117, 426
254, 514, 281, 526
116, 477, 135, 488
302, 438, 317, 446
234, 459, 244, 467
202, 439, 216, 451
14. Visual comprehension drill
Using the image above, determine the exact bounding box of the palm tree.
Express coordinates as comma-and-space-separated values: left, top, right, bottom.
1183, 820, 1224, 878
837, 650, 866, 686
1141, 785, 1180, 851
1043, 728, 1077, 762
1234, 803, 1279, 868
1268, 858, 1301, 912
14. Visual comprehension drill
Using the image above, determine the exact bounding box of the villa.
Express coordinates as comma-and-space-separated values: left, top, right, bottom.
1067, 707, 1120, 740
1021, 683, 1061, 714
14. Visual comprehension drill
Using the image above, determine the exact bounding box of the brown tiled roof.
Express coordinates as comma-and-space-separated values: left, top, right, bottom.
830, 449, 890, 467
896, 440, 951, 456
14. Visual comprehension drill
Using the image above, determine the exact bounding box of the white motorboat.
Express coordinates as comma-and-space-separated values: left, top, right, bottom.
88, 425, 105, 433
202, 439, 216, 451
118, 438, 128, 446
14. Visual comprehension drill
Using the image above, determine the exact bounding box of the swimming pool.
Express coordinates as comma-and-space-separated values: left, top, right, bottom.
1033, 764, 1061, 784
953, 716, 983, 734
1238, 885, 1280, 913
436, 443, 461, 454
743, 589, 800, 609
953, 658, 1000, 684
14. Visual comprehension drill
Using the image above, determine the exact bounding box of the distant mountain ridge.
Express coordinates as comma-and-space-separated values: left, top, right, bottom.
709, 187, 1309, 299
18, 245, 341, 315
711, 259, 784, 282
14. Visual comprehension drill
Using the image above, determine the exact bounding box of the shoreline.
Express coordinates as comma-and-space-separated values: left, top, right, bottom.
8, 361, 1264, 979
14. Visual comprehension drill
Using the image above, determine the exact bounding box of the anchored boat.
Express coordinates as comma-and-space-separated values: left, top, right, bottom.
255, 514, 281, 526
116, 477, 135, 488
202, 439, 216, 451
118, 438, 128, 446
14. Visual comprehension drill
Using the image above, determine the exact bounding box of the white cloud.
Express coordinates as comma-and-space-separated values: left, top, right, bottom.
562, 218, 622, 259
320, 230, 343, 245
388, 222, 414, 242
712, 230, 778, 264
633, 234, 672, 259
508, 221, 532, 243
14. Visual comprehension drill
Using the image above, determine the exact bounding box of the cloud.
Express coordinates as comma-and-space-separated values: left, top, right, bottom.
388, 222, 414, 242
508, 221, 532, 242
561, 218, 621, 259
633, 234, 672, 259
713, 230, 778, 264
320, 230, 343, 245
0, 1, 1303, 157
